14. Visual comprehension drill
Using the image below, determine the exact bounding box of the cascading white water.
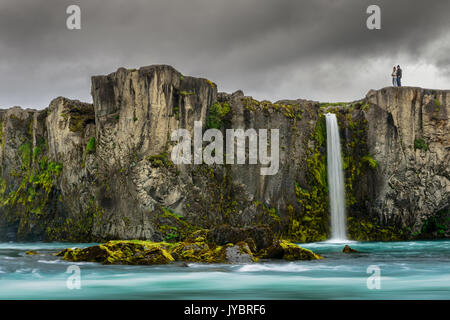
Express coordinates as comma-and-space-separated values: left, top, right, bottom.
325, 113, 347, 241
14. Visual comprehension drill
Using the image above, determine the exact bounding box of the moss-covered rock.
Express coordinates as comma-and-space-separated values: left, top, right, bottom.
57, 237, 265, 265
224, 241, 258, 264
258, 240, 323, 261
58, 240, 175, 265
25, 250, 39, 255
171, 239, 226, 263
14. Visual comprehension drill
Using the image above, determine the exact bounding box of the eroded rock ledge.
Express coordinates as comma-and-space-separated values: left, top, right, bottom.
0, 65, 448, 243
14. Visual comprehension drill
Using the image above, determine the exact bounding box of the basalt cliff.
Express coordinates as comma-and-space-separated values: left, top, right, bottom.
0, 65, 448, 242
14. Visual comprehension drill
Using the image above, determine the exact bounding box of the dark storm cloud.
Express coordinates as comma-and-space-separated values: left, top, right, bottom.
1, 0, 450, 108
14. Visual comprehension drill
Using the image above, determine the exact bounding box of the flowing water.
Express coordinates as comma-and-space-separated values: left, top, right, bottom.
0, 240, 449, 299
325, 113, 347, 241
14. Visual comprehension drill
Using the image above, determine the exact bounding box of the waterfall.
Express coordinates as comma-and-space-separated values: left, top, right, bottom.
325, 113, 347, 241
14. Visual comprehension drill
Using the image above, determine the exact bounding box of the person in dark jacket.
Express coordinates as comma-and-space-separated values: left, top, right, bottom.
396, 65, 402, 87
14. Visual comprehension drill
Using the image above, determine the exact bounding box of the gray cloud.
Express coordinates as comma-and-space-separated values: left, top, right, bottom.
1, 0, 450, 108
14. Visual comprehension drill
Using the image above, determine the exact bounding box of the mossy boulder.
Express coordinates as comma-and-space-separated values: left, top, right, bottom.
258, 240, 323, 261
25, 250, 39, 255
57, 238, 321, 264
171, 241, 225, 263
57, 238, 260, 265
224, 241, 258, 264
57, 240, 175, 265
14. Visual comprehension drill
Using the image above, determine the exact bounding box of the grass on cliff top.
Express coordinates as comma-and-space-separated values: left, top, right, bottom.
319, 102, 349, 108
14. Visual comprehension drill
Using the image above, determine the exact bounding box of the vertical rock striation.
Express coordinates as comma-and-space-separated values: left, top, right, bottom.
364, 87, 449, 235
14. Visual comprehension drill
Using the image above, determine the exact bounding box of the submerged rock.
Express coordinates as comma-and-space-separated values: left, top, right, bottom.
25, 250, 39, 255
342, 245, 359, 253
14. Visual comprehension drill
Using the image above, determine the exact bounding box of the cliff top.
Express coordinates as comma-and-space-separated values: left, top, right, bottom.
1, 64, 449, 111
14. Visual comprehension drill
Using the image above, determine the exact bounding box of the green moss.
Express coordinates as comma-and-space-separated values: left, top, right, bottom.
340, 113, 371, 209
206, 102, 231, 129
434, 98, 441, 107
414, 138, 428, 151
319, 102, 349, 108
179, 90, 196, 96
18, 142, 32, 170
1, 137, 63, 238
171, 240, 226, 263
361, 103, 370, 111
413, 208, 449, 239
46, 197, 105, 242
59, 238, 236, 264
27, 120, 34, 137
85, 137, 96, 154
288, 115, 328, 242
348, 217, 405, 241
257, 240, 323, 260
146, 152, 173, 168
155, 207, 197, 242
361, 155, 378, 168
32, 146, 42, 160
59, 240, 175, 265
254, 201, 281, 231
206, 79, 215, 89
242, 98, 304, 120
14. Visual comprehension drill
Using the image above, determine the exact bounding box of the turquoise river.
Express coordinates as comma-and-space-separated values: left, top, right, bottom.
0, 240, 449, 299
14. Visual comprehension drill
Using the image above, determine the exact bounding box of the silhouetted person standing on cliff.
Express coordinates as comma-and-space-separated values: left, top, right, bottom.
392, 66, 397, 87
396, 65, 402, 87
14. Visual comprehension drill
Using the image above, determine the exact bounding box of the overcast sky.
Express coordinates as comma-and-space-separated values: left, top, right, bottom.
1, 0, 450, 109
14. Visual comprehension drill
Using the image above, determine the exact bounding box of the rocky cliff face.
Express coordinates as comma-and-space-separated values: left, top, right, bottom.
0, 65, 448, 242
364, 88, 449, 236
